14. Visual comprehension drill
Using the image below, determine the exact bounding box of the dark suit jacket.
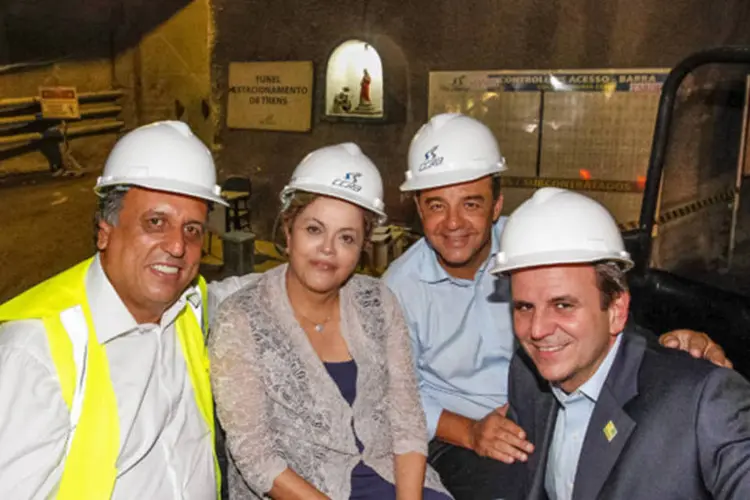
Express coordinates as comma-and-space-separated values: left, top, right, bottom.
507, 327, 750, 500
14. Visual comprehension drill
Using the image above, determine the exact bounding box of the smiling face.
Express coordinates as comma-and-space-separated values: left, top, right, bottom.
416, 176, 502, 280
284, 195, 367, 295
97, 187, 208, 324
511, 264, 630, 393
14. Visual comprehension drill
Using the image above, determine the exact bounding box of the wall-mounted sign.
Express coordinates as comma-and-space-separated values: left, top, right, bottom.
38, 86, 80, 119
227, 61, 313, 132
429, 68, 669, 224
500, 175, 645, 193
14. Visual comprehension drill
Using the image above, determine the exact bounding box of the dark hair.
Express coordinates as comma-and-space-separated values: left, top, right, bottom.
491, 175, 502, 201
594, 261, 629, 309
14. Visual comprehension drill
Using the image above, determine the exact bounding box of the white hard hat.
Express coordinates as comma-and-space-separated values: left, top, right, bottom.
94, 120, 228, 206
280, 142, 387, 223
490, 187, 633, 275
400, 113, 507, 192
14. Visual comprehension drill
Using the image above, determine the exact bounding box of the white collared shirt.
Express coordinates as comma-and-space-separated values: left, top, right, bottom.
544, 333, 624, 500
0, 255, 216, 499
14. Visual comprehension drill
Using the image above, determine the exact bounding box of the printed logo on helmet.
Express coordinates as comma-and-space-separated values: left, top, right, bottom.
332, 171, 363, 192
418, 146, 444, 172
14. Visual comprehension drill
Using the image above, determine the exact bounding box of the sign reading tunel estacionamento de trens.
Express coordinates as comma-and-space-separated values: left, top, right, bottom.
227, 61, 313, 132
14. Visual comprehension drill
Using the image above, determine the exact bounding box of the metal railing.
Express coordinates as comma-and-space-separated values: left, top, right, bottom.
0, 89, 125, 172
635, 46, 750, 269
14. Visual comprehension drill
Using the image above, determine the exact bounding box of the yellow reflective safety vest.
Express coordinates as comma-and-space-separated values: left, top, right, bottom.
0, 257, 221, 499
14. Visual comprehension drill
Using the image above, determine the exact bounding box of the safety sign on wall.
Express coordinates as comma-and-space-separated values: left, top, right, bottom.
38, 86, 80, 120
227, 61, 313, 132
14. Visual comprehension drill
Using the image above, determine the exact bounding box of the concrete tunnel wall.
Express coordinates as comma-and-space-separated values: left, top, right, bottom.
0, 0, 214, 174
212, 0, 750, 238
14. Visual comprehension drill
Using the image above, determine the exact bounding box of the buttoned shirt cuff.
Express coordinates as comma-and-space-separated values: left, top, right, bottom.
421, 393, 444, 440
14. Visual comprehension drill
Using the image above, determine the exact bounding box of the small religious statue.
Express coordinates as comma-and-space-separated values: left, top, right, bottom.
332, 86, 353, 114
359, 69, 371, 104
354, 68, 379, 115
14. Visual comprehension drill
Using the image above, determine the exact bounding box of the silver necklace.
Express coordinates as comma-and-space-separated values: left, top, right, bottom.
297, 311, 332, 333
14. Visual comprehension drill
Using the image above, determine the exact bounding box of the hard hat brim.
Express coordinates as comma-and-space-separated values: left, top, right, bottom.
95, 177, 229, 207
281, 183, 387, 223
399, 162, 506, 192
489, 249, 634, 276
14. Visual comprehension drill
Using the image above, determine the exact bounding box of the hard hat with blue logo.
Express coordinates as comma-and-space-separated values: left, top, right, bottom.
280, 142, 387, 223
401, 113, 507, 192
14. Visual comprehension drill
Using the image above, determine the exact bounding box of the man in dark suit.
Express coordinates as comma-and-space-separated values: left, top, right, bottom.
489, 187, 750, 500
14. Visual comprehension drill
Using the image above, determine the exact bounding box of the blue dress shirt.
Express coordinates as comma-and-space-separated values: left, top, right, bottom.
545, 333, 624, 500
383, 218, 515, 438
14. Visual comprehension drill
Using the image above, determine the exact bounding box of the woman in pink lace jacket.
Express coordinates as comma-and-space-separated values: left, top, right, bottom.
209, 143, 451, 499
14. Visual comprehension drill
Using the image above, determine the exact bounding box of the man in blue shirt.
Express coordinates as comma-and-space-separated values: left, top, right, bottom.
383, 113, 731, 499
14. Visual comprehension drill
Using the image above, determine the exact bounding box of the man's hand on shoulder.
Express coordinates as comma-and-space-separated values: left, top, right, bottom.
469, 404, 534, 464
659, 329, 733, 368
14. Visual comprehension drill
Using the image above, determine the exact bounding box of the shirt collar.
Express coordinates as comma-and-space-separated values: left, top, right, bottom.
417, 217, 504, 286
86, 254, 200, 344
551, 332, 624, 405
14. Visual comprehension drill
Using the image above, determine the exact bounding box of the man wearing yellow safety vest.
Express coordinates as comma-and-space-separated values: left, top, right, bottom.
0, 121, 234, 499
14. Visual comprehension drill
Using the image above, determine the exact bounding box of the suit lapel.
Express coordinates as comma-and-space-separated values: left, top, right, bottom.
571, 384, 635, 500
527, 390, 558, 500
571, 333, 646, 500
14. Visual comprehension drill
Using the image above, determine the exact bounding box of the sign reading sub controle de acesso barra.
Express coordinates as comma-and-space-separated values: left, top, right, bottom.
227, 61, 313, 132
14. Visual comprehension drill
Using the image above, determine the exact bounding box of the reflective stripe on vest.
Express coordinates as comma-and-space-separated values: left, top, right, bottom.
0, 258, 220, 499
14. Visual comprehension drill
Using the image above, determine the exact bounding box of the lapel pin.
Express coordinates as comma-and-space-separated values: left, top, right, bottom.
603, 420, 618, 442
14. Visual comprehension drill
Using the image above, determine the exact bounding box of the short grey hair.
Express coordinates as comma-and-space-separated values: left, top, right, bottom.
93, 186, 130, 246
594, 261, 629, 310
